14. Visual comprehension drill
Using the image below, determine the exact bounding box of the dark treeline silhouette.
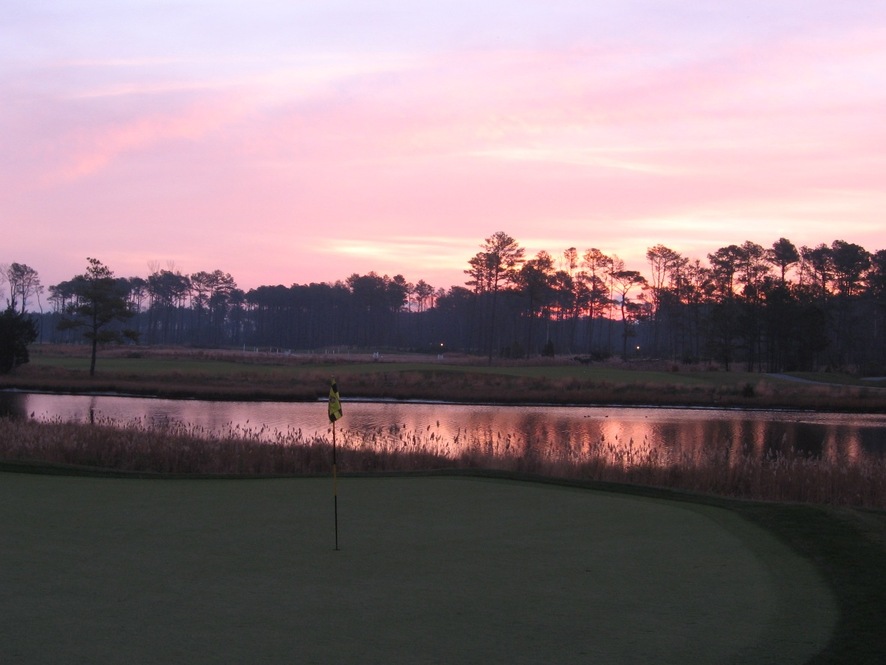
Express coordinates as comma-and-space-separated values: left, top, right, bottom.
9, 233, 886, 374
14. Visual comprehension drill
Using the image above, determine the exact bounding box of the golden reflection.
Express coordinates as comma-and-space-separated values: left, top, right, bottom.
12, 394, 886, 472
326, 405, 883, 472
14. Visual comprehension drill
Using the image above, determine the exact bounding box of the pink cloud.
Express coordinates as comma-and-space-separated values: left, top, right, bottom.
4, 11, 885, 294
51, 95, 249, 182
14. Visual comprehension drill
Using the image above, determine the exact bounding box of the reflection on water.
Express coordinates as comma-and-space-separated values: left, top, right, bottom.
2, 391, 885, 466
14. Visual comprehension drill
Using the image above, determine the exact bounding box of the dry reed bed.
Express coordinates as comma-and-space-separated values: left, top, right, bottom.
2, 417, 884, 509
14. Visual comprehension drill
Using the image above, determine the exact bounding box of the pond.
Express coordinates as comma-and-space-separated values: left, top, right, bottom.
3, 391, 886, 467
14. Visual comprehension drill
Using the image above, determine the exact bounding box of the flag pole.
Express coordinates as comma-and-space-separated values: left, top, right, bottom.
328, 378, 343, 551
332, 418, 339, 551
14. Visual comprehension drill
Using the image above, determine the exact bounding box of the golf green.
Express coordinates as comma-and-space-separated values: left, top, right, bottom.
0, 473, 835, 664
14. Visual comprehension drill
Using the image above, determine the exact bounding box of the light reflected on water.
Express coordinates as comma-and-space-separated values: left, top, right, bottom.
2, 392, 885, 467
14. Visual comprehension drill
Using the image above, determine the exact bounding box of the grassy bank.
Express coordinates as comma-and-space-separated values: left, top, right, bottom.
4, 344, 886, 411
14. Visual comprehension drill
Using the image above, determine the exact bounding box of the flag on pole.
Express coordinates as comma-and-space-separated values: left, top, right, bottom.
328, 377, 342, 551
328, 378, 343, 422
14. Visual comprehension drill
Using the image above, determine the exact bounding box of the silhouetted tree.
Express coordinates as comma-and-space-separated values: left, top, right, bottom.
866, 250, 886, 371
869, 250, 886, 305
766, 238, 799, 285
579, 248, 612, 355
411, 280, 435, 312
465, 232, 524, 362
57, 258, 139, 376
515, 251, 555, 354
735, 241, 770, 371
204, 270, 237, 345
4, 263, 43, 314
146, 269, 190, 344
558, 247, 583, 352
0, 305, 38, 373
800, 244, 833, 300
677, 259, 710, 362
611, 269, 648, 360
830, 240, 870, 298
550, 264, 576, 353
432, 286, 476, 352
829, 240, 870, 367
706, 245, 746, 369
31, 232, 883, 373
347, 272, 390, 347
646, 244, 686, 358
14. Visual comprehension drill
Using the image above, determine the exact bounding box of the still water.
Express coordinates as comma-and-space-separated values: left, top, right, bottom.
3, 391, 886, 466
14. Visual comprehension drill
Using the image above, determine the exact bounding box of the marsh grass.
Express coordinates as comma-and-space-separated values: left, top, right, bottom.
8, 344, 885, 410
3, 416, 884, 508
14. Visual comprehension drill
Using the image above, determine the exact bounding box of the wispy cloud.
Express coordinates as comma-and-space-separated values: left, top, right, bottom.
3, 1, 885, 290
52, 97, 248, 181
468, 147, 685, 175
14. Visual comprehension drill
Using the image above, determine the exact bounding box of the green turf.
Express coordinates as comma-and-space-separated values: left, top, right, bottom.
29, 355, 286, 377
28, 353, 794, 388
0, 472, 835, 664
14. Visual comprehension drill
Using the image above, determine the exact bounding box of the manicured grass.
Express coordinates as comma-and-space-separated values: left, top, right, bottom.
730, 500, 886, 664
22, 349, 770, 386
790, 372, 882, 386
0, 472, 840, 664
27, 354, 293, 378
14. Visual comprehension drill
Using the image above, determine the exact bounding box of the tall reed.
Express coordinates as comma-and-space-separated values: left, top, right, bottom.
2, 417, 884, 508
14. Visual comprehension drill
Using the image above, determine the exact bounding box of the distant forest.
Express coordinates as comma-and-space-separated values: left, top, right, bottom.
5, 232, 886, 373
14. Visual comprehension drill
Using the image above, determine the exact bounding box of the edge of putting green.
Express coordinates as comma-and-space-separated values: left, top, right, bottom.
1, 465, 851, 664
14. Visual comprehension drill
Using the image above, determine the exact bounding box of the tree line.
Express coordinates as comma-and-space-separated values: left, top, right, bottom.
3, 232, 886, 374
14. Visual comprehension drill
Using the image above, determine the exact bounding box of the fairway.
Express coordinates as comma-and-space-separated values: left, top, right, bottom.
0, 473, 835, 664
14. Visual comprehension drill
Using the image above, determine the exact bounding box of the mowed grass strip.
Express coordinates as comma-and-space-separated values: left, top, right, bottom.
25, 351, 769, 386
0, 473, 835, 664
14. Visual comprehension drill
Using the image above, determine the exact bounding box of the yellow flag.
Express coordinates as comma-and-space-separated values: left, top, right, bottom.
328, 378, 343, 423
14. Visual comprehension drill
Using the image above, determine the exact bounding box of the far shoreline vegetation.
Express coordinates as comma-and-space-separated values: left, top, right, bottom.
2, 343, 885, 412
4, 233, 886, 385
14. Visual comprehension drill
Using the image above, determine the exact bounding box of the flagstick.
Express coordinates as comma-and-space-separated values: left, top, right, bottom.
332, 419, 339, 551
328, 377, 342, 551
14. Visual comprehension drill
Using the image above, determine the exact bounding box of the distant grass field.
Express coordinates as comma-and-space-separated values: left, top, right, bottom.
6, 345, 885, 411
24, 350, 740, 384
29, 356, 749, 390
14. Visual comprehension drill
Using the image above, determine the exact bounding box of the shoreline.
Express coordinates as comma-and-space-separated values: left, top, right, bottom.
3, 380, 885, 414
4, 384, 881, 417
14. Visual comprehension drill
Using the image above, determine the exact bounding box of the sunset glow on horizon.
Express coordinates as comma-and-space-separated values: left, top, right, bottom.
4, 1, 885, 293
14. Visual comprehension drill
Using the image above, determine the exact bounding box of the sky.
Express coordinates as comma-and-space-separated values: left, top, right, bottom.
3, 0, 886, 295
